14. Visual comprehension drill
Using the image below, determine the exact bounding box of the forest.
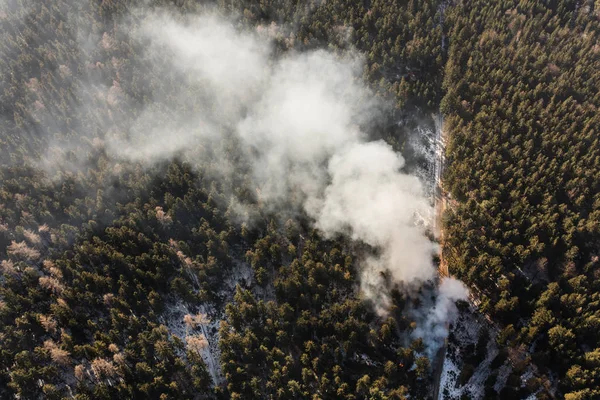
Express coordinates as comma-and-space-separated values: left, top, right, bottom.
0, 0, 599, 399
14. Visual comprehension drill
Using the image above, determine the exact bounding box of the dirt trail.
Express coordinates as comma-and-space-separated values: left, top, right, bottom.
433, 112, 449, 277
431, 111, 448, 399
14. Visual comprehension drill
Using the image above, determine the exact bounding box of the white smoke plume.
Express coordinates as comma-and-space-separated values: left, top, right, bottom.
106, 10, 468, 349
412, 278, 470, 357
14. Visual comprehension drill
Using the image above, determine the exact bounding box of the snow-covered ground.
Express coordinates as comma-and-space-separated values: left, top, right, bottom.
409, 124, 437, 202
161, 298, 223, 384
437, 306, 502, 399
436, 303, 543, 400
408, 113, 445, 235
161, 250, 259, 387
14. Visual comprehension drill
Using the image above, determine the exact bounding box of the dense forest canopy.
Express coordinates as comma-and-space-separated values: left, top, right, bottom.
0, 0, 599, 399
441, 1, 600, 398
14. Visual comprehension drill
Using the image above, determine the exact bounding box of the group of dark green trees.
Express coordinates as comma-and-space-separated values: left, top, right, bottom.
0, 0, 599, 399
442, 1, 600, 399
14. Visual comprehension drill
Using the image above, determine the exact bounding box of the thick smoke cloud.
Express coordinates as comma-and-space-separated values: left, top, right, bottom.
106, 10, 467, 350
412, 278, 470, 357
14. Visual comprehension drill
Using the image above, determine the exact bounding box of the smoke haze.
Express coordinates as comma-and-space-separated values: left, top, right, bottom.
412, 278, 470, 357
37, 8, 468, 351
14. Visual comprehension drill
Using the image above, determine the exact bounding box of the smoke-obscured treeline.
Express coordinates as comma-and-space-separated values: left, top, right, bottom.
0, 0, 599, 399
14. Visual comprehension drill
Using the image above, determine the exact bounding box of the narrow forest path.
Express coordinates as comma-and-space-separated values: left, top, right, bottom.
433, 112, 449, 277
431, 111, 448, 400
